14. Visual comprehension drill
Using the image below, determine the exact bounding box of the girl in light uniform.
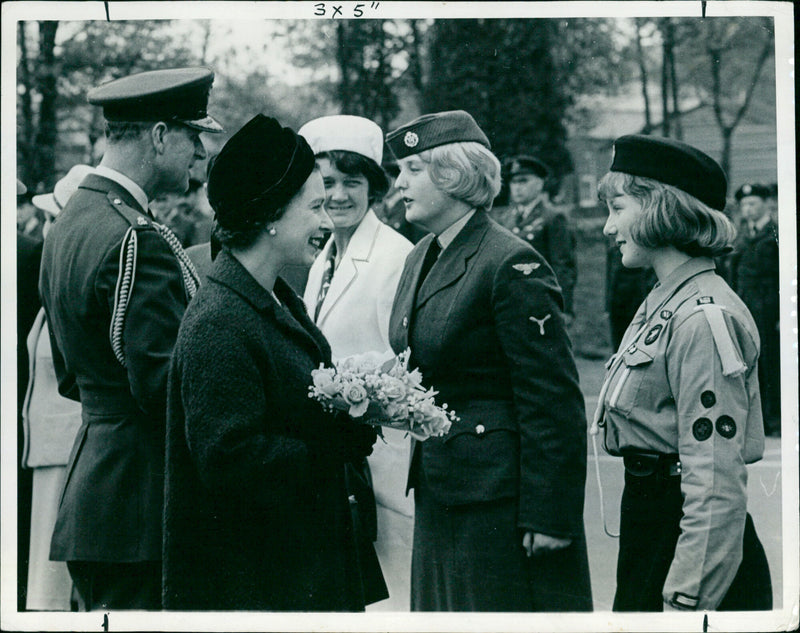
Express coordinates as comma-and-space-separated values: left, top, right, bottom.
593, 134, 772, 612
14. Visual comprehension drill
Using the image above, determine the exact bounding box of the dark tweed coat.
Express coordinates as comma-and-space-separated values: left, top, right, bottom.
163, 251, 368, 611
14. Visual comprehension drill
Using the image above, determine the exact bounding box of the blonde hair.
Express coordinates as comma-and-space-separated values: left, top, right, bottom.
598, 171, 736, 257
416, 142, 502, 210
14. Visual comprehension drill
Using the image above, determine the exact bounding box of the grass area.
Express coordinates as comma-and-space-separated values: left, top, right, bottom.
570, 219, 613, 359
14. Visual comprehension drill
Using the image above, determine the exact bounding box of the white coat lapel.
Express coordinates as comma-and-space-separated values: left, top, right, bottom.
316, 209, 381, 326
303, 234, 334, 319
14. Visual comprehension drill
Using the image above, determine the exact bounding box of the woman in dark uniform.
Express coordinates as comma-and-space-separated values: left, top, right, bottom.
386, 110, 592, 612
593, 134, 772, 612
163, 114, 378, 610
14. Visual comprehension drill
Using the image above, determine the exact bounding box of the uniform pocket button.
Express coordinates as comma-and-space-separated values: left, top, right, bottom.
475, 424, 485, 435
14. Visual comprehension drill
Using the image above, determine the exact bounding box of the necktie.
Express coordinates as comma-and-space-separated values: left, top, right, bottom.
417, 238, 442, 289
314, 242, 337, 321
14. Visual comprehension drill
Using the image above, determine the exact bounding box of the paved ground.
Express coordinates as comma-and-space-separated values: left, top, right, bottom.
575, 357, 784, 611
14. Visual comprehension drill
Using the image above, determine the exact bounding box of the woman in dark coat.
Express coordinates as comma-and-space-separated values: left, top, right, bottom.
163, 114, 378, 611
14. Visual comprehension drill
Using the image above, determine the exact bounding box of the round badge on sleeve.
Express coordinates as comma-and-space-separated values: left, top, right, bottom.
700, 390, 717, 408
404, 131, 419, 148
716, 415, 737, 439
692, 417, 713, 441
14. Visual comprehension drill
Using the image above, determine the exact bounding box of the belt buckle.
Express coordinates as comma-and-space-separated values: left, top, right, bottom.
624, 452, 660, 477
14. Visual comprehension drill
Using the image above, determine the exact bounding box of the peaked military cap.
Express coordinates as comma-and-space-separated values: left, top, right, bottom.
610, 134, 727, 211
507, 155, 550, 180
734, 183, 771, 202
207, 114, 315, 231
385, 110, 490, 159
88, 67, 222, 133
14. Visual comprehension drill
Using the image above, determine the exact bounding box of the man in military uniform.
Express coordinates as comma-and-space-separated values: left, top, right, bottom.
730, 183, 780, 436
39, 68, 222, 610
495, 156, 577, 321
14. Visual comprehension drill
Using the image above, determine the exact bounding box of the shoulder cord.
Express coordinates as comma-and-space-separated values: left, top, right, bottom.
110, 227, 138, 367
152, 222, 201, 301
108, 223, 201, 368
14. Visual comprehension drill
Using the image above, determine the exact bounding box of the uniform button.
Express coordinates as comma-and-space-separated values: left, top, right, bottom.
137, 217, 148, 225
475, 424, 485, 434
113, 198, 122, 204
402, 316, 408, 328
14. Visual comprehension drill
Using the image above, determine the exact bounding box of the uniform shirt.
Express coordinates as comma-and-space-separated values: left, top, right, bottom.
596, 257, 765, 610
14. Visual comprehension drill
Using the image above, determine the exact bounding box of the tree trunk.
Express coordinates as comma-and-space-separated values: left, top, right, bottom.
707, 18, 773, 184
666, 21, 682, 140
720, 126, 733, 183
32, 21, 59, 191
18, 22, 35, 186
660, 19, 671, 136
336, 21, 352, 112
634, 18, 652, 134
408, 20, 426, 100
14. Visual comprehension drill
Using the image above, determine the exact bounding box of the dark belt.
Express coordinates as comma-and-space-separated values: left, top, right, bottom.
623, 452, 682, 478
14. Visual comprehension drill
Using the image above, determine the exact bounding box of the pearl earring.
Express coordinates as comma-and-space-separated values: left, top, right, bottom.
268, 227, 277, 236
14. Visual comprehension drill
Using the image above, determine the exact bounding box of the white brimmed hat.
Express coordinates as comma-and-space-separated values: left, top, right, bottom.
299, 115, 384, 165
32, 164, 95, 216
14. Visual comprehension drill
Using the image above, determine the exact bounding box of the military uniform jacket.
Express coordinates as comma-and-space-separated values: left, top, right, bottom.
596, 257, 765, 610
389, 211, 587, 538
39, 174, 194, 562
731, 218, 779, 333
496, 199, 577, 314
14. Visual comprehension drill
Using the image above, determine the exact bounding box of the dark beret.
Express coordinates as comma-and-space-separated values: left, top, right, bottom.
507, 155, 550, 179
207, 114, 315, 232
734, 183, 771, 201
610, 134, 727, 211
386, 110, 490, 159
88, 67, 222, 133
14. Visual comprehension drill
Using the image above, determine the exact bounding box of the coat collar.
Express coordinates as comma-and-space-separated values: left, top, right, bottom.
208, 250, 331, 360
316, 209, 382, 325
78, 173, 147, 214
415, 210, 489, 308
644, 257, 716, 321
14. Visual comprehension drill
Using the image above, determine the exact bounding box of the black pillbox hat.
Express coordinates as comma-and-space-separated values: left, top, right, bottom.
610, 134, 727, 211
88, 67, 222, 133
734, 183, 771, 201
207, 114, 315, 231
386, 110, 490, 159
507, 155, 550, 179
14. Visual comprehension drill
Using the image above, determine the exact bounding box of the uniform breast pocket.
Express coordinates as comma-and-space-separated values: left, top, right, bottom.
607, 348, 654, 416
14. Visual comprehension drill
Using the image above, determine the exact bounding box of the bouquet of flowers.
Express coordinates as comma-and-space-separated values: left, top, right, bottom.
308, 349, 456, 441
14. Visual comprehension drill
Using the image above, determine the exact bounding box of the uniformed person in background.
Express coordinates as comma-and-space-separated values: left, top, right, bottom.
729, 183, 780, 437
495, 155, 577, 322
387, 111, 591, 612
38, 67, 222, 610
593, 135, 772, 612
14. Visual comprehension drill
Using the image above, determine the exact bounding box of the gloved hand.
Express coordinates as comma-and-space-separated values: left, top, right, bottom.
312, 413, 378, 464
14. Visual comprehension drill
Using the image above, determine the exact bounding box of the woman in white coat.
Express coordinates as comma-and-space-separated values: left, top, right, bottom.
300, 115, 414, 611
